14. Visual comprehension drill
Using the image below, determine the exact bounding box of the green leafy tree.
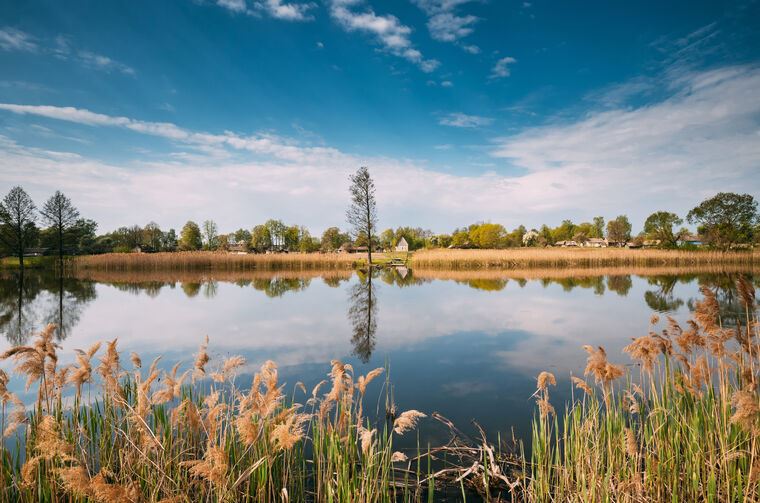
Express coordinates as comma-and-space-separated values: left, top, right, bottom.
250, 224, 272, 251
202, 220, 219, 250
469, 223, 506, 248
643, 211, 684, 248
0, 186, 38, 274
284, 225, 301, 251
233, 229, 251, 247
71, 219, 98, 254
347, 166, 378, 264
40, 190, 80, 270
163, 228, 178, 251
379, 228, 395, 250
179, 221, 202, 251
321, 227, 349, 251
142, 221, 163, 251
606, 215, 632, 245
687, 192, 758, 250
592, 216, 605, 239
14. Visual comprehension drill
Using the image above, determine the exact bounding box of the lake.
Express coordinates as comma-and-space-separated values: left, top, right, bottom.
1, 267, 757, 447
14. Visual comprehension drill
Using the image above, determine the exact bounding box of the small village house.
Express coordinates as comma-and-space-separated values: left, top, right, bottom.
582, 238, 607, 248
395, 237, 409, 252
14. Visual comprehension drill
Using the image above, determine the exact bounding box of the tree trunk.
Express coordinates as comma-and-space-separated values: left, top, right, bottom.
59, 225, 64, 276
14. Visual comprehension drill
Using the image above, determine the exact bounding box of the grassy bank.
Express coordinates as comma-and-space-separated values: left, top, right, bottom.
412, 248, 760, 270
1, 282, 758, 501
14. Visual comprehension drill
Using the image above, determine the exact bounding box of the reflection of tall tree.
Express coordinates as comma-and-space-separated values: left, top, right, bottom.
0, 272, 96, 344
43, 275, 97, 340
0, 273, 37, 345
644, 276, 684, 312
348, 271, 377, 363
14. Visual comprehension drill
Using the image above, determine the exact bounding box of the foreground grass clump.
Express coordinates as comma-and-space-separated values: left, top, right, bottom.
527, 277, 760, 501
0, 334, 431, 502
413, 248, 760, 270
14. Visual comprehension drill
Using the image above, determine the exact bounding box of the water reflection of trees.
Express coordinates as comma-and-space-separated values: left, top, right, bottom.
0, 273, 96, 345
644, 276, 685, 312
642, 273, 759, 321
252, 277, 311, 298
348, 270, 378, 363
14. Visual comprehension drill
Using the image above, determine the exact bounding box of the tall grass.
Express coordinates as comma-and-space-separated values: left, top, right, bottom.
413, 248, 760, 270
0, 330, 517, 502
526, 277, 760, 501
73, 252, 371, 272
0, 333, 431, 502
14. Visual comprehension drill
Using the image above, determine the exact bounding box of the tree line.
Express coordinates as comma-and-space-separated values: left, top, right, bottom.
2, 181, 759, 267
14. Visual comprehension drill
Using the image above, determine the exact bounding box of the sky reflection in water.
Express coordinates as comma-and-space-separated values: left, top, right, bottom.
0, 269, 757, 444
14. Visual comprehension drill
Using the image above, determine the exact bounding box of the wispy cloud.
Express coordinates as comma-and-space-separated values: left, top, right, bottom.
328, 0, 439, 72
2, 65, 759, 232
413, 0, 479, 52
254, 0, 316, 21
0, 27, 38, 52
490, 56, 516, 79
492, 64, 760, 220
1, 30, 134, 75
216, 0, 247, 13
438, 112, 493, 128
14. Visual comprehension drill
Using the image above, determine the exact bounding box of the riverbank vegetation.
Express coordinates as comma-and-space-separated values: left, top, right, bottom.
1, 280, 758, 501
3, 186, 759, 270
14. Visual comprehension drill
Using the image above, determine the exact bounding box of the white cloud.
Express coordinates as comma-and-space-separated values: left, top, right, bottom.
440, 80, 453, 87
328, 0, 439, 72
438, 112, 493, 128
0, 27, 37, 52
255, 0, 316, 21
212, 0, 317, 21
490, 56, 516, 79
217, 0, 247, 12
412, 0, 479, 51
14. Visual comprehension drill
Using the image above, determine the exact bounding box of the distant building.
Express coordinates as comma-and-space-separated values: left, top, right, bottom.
395, 237, 409, 252
554, 240, 579, 247
23, 247, 48, 257
228, 243, 248, 254
583, 238, 607, 248
678, 234, 703, 246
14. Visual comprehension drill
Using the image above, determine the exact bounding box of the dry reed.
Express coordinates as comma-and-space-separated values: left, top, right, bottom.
413, 247, 760, 270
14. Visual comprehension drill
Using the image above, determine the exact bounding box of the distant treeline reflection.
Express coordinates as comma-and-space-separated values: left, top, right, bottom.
1, 269, 757, 349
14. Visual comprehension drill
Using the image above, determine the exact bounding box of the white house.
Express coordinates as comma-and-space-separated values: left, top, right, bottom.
395, 237, 409, 252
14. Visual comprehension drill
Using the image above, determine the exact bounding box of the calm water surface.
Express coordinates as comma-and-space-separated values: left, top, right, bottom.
1, 268, 757, 446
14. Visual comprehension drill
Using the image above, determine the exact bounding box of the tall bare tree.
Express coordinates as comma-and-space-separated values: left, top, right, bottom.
40, 190, 80, 272
347, 166, 378, 265
0, 186, 37, 275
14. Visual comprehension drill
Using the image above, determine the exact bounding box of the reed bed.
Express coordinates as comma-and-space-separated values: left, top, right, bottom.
526, 277, 760, 501
72, 268, 354, 285
413, 264, 760, 282
412, 248, 760, 270
73, 252, 370, 272
0, 330, 518, 502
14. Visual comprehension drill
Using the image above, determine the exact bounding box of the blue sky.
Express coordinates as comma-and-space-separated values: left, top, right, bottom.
0, 0, 759, 234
